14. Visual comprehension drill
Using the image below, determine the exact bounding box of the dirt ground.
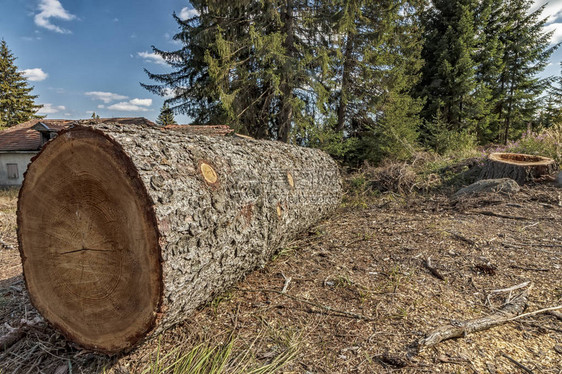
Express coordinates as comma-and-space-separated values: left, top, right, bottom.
1, 183, 561, 373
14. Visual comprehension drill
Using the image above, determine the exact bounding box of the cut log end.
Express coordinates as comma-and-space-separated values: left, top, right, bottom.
17, 128, 161, 353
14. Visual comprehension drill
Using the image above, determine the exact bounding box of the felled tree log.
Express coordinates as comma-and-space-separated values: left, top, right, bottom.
480, 152, 558, 185
17, 122, 342, 353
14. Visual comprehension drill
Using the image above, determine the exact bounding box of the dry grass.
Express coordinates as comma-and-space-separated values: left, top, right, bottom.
1, 183, 562, 373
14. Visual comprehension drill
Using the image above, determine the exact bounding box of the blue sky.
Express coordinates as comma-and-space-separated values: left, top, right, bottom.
0, 0, 198, 123
0, 0, 561, 124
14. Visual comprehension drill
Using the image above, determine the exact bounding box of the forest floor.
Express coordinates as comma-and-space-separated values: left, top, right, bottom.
0, 182, 561, 373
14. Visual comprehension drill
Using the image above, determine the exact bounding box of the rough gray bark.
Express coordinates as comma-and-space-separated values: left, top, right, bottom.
480, 152, 558, 185
17, 122, 342, 353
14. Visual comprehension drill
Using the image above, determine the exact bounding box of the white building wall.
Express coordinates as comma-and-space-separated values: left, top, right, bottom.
0, 152, 37, 187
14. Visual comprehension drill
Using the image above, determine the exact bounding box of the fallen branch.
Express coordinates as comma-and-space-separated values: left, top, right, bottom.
418, 289, 529, 349
235, 288, 373, 321
0, 317, 42, 351
424, 257, 445, 281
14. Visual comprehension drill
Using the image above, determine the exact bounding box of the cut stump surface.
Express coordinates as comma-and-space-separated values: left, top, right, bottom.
480, 152, 558, 185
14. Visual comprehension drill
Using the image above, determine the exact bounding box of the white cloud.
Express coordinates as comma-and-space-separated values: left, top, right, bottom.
34, 0, 76, 34
179, 7, 199, 20
138, 51, 167, 66
37, 103, 66, 115
97, 104, 105, 109
129, 98, 152, 107
21, 68, 48, 82
545, 22, 562, 44
532, 1, 562, 23
85, 91, 128, 103
107, 102, 150, 112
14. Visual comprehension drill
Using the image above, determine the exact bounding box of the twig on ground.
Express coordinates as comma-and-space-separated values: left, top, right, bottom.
504, 305, 562, 322
0, 238, 14, 250
509, 264, 549, 272
445, 231, 476, 246
503, 241, 562, 249
281, 273, 292, 294
424, 257, 445, 281
547, 310, 562, 321
501, 352, 534, 374
486, 281, 530, 307
235, 288, 373, 321
474, 211, 530, 221
520, 222, 539, 231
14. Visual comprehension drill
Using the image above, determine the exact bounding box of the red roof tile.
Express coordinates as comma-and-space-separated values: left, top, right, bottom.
0, 119, 73, 151
0, 117, 158, 152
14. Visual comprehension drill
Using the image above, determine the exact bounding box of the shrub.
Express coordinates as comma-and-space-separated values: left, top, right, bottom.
484, 125, 562, 164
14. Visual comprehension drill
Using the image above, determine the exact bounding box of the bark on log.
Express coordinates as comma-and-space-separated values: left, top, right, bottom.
17, 122, 342, 353
480, 152, 558, 185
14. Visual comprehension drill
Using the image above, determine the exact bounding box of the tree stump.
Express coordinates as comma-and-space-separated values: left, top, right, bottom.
17, 122, 342, 353
480, 152, 558, 185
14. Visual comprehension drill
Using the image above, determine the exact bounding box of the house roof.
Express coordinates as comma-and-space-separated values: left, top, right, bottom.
0, 118, 233, 152
162, 124, 234, 136
0, 117, 158, 152
0, 119, 74, 152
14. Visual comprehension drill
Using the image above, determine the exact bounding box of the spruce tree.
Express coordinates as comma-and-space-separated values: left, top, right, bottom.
156, 103, 177, 126
0, 39, 42, 127
417, 0, 483, 150
494, 0, 558, 143
310, 0, 424, 163
541, 63, 562, 126
472, 0, 505, 143
142, 1, 313, 142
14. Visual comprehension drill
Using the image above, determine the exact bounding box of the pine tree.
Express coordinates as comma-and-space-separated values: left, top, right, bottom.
0, 39, 42, 127
156, 103, 177, 126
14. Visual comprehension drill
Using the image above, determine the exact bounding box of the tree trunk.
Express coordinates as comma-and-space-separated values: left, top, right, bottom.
17, 122, 342, 353
336, 32, 354, 133
278, 0, 295, 142
480, 152, 558, 185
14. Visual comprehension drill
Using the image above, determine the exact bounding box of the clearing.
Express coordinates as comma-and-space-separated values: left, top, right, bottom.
0, 184, 561, 373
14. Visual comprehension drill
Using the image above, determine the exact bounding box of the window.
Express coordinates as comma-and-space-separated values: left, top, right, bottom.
6, 164, 18, 179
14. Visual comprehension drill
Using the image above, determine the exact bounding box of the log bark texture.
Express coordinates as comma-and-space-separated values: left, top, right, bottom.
17, 122, 342, 353
480, 152, 558, 185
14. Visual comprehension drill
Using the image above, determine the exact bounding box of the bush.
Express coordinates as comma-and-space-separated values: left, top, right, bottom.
484, 125, 562, 164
